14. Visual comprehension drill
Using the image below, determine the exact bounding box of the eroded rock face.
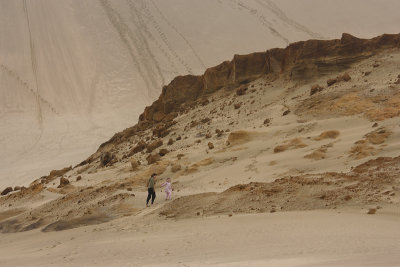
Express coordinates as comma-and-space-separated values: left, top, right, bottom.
138, 33, 400, 126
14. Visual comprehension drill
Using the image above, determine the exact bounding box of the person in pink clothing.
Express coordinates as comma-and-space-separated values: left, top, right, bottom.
161, 178, 172, 200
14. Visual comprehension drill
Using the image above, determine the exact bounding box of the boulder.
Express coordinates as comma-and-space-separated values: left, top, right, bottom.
159, 149, 169, 156
236, 85, 248, 96
327, 78, 337, 86
146, 154, 161, 165
58, 177, 70, 188
167, 138, 174, 145
310, 84, 323, 95
146, 139, 163, 153
130, 141, 147, 155
1, 187, 13, 196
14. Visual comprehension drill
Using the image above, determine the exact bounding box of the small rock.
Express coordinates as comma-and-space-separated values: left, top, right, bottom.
167, 138, 174, 145
234, 103, 241, 109
76, 176, 82, 181
372, 122, 378, 127
228, 214, 233, 217
364, 71, 371, 76
176, 136, 182, 141
205, 133, 212, 139
14, 186, 21, 191
263, 118, 271, 125
208, 142, 214, 149
282, 110, 290, 116
367, 208, 376, 215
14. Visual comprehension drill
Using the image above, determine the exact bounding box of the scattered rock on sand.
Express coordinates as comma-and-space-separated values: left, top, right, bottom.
208, 142, 214, 149
310, 84, 324, 95
367, 208, 377, 214
1, 187, 13, 196
236, 85, 247, 96
263, 118, 271, 125
146, 154, 161, 165
147, 139, 163, 153
282, 110, 290, 116
58, 177, 70, 188
234, 103, 241, 109
76, 176, 82, 181
159, 149, 169, 156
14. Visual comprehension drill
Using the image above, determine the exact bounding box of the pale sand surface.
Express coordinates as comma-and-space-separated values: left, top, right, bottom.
1, 209, 399, 267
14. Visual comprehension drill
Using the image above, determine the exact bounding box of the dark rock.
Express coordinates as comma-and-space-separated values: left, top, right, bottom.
167, 138, 174, 145
208, 142, 214, 149
310, 84, 324, 95
100, 152, 114, 166
234, 103, 241, 109
282, 110, 290, 116
327, 78, 337, 86
76, 176, 82, 181
159, 149, 169, 156
236, 85, 248, 96
58, 177, 70, 188
263, 118, 271, 125
1, 187, 13, 196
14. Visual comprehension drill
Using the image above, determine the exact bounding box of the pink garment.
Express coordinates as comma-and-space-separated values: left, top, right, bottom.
161, 181, 172, 199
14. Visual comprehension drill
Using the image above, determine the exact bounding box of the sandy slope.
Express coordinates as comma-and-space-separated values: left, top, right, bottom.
2, 0, 400, 187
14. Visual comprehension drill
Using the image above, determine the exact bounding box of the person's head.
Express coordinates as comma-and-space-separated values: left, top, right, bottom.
167, 177, 171, 182
151, 173, 157, 178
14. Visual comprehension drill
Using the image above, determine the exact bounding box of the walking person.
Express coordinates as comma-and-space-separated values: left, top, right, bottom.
161, 178, 172, 200
146, 173, 157, 207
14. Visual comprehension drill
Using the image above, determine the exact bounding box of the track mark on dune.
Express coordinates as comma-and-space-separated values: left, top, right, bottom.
99, 0, 160, 95
0, 64, 58, 115
227, 0, 289, 45
150, 0, 207, 69
136, 0, 194, 74
256, 0, 323, 39
127, 1, 179, 77
22, 0, 44, 126
126, 0, 169, 84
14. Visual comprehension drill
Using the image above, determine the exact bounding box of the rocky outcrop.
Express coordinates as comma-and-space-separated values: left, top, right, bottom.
139, 33, 400, 124
82, 33, 400, 164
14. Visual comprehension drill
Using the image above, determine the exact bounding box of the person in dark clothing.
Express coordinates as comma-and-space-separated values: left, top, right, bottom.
146, 173, 157, 207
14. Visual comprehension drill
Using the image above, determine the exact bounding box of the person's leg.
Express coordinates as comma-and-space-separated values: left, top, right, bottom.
146, 188, 152, 205
151, 189, 156, 204
167, 190, 171, 200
